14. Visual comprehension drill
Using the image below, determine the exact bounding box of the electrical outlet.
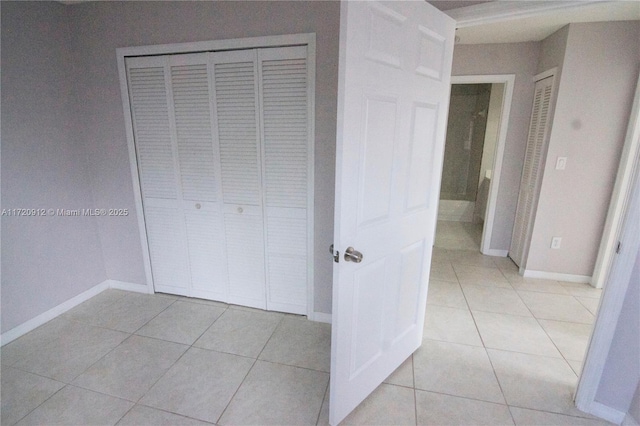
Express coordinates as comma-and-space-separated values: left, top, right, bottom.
556, 157, 567, 170
551, 237, 562, 249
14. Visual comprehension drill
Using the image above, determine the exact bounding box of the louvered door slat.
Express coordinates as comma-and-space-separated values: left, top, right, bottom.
128, 65, 177, 200
212, 52, 261, 206
171, 61, 218, 202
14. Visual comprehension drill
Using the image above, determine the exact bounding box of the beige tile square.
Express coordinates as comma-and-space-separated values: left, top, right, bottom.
415, 390, 514, 425
449, 249, 499, 268
576, 296, 600, 315
259, 317, 331, 372
140, 348, 254, 423
383, 356, 414, 387
509, 278, 570, 295
472, 311, 561, 357
219, 361, 328, 425
1, 366, 65, 426
12, 321, 129, 383
431, 247, 451, 264
117, 405, 213, 425
509, 407, 611, 425
72, 335, 188, 401
462, 285, 532, 317
413, 340, 504, 404
427, 280, 468, 309
539, 320, 593, 362
493, 256, 519, 272
61, 289, 130, 323
341, 384, 416, 425
559, 282, 603, 299
430, 261, 458, 282
135, 300, 225, 345
518, 291, 595, 324
423, 305, 483, 347
194, 308, 282, 358
16, 385, 133, 426
455, 264, 511, 288
88, 293, 175, 333
488, 349, 587, 417
1, 318, 72, 367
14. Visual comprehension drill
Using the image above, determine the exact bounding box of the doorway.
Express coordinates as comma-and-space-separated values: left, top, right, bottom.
436, 75, 515, 255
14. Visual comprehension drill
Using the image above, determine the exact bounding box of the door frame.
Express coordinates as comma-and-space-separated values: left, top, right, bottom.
116, 33, 317, 318
447, 74, 515, 256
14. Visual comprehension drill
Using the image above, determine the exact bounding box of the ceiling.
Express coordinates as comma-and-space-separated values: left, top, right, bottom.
429, 1, 640, 44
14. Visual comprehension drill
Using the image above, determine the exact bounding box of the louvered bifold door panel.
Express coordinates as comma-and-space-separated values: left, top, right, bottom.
511, 76, 554, 268
211, 50, 266, 309
259, 46, 310, 314
126, 56, 189, 294
169, 53, 228, 299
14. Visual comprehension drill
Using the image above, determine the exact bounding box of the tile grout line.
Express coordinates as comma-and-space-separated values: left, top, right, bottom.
214, 313, 286, 424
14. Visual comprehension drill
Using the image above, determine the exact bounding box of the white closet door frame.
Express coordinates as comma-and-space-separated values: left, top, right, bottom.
117, 33, 316, 317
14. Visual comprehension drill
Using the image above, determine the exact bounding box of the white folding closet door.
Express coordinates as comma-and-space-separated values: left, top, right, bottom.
170, 54, 227, 300
510, 75, 554, 268
125, 45, 312, 314
126, 54, 228, 299
259, 46, 310, 315
211, 50, 266, 309
127, 56, 191, 295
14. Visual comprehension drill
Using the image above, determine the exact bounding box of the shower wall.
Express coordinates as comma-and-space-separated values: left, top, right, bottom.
439, 84, 491, 221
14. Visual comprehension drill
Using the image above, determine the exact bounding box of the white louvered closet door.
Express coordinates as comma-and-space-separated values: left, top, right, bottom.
510, 75, 554, 268
127, 56, 191, 295
127, 54, 228, 299
211, 50, 267, 309
258, 46, 311, 315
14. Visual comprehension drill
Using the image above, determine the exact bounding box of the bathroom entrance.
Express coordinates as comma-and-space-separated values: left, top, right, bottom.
436, 77, 513, 254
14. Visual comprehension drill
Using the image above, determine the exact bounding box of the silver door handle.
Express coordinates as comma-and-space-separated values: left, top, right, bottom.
344, 247, 363, 263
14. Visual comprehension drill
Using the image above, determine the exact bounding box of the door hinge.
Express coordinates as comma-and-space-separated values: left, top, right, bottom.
330, 244, 339, 263
616, 241, 622, 254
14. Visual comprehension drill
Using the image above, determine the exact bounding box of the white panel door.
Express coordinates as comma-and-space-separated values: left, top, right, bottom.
510, 75, 554, 268
330, 1, 455, 424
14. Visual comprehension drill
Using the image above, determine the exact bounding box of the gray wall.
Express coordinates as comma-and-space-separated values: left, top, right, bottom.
1, 2, 107, 332
528, 21, 640, 275
451, 42, 540, 251
594, 247, 640, 413
1, 1, 339, 334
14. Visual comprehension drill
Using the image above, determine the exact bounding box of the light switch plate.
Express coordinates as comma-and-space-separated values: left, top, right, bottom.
556, 157, 567, 170
551, 237, 562, 249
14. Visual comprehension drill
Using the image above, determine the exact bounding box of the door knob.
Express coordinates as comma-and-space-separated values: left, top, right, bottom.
344, 247, 363, 263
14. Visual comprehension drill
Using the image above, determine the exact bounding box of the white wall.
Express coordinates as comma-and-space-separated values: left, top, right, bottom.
452, 42, 540, 251
629, 382, 640, 424
527, 21, 640, 276
1, 2, 107, 333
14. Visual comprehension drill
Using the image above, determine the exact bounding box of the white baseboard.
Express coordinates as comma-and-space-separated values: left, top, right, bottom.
482, 249, 508, 257
0, 280, 109, 346
586, 400, 626, 425
312, 312, 332, 324
0, 279, 149, 346
107, 279, 152, 294
523, 269, 592, 283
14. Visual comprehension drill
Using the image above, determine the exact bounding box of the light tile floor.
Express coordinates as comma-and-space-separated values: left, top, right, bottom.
1, 223, 610, 425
